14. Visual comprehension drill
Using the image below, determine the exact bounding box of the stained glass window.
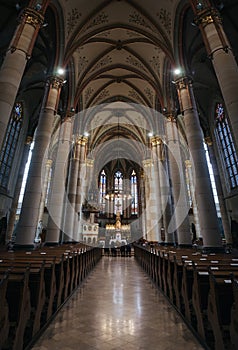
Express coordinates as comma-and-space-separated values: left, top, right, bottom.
99, 169, 106, 213
131, 170, 138, 215
0, 102, 23, 188
215, 102, 238, 188
114, 170, 123, 214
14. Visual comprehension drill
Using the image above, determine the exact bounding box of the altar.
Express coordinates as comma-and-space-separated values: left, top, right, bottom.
106, 212, 131, 247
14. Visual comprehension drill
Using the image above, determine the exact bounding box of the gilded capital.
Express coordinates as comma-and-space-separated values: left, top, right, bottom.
143, 159, 153, 168
46, 159, 53, 167
150, 136, 163, 146
76, 135, 88, 146
25, 136, 33, 145
204, 136, 213, 146
194, 8, 222, 27
185, 160, 192, 168
48, 76, 64, 90
175, 76, 190, 91
21, 8, 44, 29
166, 114, 177, 123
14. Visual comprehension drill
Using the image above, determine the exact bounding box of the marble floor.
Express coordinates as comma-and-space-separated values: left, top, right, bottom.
31, 256, 205, 350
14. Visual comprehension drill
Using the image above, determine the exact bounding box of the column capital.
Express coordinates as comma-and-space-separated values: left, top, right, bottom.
61, 113, 73, 123
142, 159, 153, 168
185, 159, 192, 168
150, 136, 163, 146
75, 135, 88, 146
25, 135, 33, 145
46, 159, 53, 167
174, 76, 192, 91
20, 7, 45, 29
194, 7, 222, 27
165, 114, 177, 123
204, 136, 213, 146
48, 75, 65, 90
86, 158, 94, 167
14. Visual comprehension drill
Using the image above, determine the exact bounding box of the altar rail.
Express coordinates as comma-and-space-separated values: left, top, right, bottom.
134, 244, 238, 350
0, 244, 102, 350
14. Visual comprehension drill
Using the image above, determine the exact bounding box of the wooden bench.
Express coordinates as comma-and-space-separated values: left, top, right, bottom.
207, 270, 238, 350
3, 268, 31, 350
0, 272, 10, 349
230, 276, 238, 349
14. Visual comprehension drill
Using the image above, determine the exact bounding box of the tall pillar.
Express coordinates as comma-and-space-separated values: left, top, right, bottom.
15, 75, 64, 248
205, 136, 232, 244
166, 115, 191, 246
73, 136, 88, 241
46, 114, 73, 244
185, 159, 201, 240
157, 137, 174, 244
5, 136, 33, 242
151, 136, 163, 242
0, 2, 47, 150
175, 76, 222, 248
62, 138, 81, 241
191, 1, 238, 149
142, 158, 159, 242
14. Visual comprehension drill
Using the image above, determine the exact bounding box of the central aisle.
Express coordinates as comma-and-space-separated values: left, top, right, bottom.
32, 256, 205, 350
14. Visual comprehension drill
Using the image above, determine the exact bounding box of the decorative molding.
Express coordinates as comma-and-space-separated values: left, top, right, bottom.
129, 11, 153, 31
157, 8, 172, 36
67, 8, 81, 36
149, 55, 160, 76
85, 87, 95, 105
128, 89, 144, 104
92, 55, 112, 72
94, 89, 110, 104
78, 56, 88, 73
144, 87, 154, 104
86, 12, 109, 31
126, 55, 147, 72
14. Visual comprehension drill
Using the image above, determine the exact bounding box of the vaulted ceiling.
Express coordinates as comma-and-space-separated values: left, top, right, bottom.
0, 0, 238, 172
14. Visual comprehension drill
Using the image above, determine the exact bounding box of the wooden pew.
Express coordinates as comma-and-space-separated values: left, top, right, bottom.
207, 270, 238, 350
0, 272, 10, 349
4, 268, 31, 350
230, 276, 238, 349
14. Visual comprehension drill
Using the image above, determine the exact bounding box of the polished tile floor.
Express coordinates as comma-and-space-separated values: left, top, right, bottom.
32, 256, 205, 350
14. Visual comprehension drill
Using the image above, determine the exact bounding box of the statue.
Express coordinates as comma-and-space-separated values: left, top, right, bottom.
115, 211, 121, 230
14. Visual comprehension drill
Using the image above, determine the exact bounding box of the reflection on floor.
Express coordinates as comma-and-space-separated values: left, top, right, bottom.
32, 256, 205, 350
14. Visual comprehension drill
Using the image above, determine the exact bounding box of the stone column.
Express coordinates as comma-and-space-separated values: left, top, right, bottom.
185, 159, 201, 240
0, 3, 47, 150
191, 1, 238, 149
157, 137, 174, 244
205, 136, 232, 244
46, 115, 73, 244
5, 136, 33, 242
138, 170, 146, 239
15, 75, 64, 248
34, 158, 52, 243
62, 137, 81, 241
73, 136, 88, 241
166, 115, 191, 246
175, 76, 222, 248
151, 136, 163, 242
142, 158, 159, 242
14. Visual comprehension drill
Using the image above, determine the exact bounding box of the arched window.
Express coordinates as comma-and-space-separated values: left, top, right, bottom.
215, 102, 238, 189
131, 170, 138, 215
114, 170, 123, 214
99, 169, 106, 213
0, 102, 23, 188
